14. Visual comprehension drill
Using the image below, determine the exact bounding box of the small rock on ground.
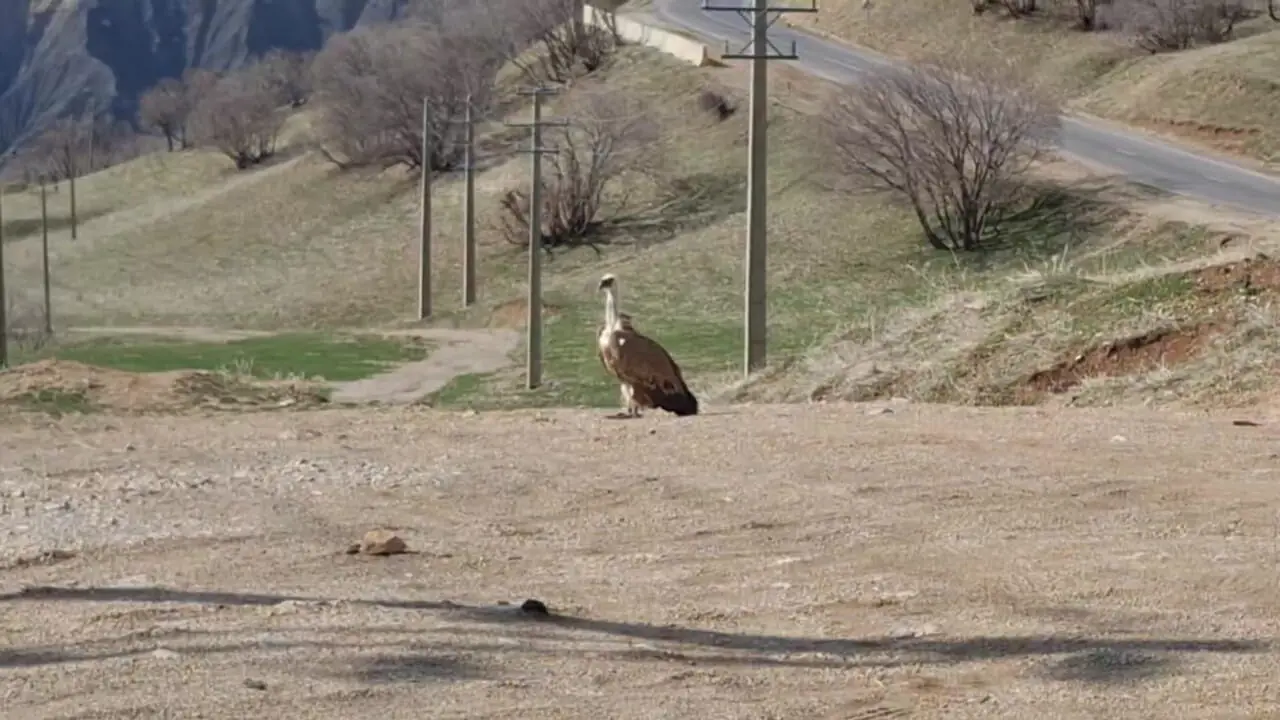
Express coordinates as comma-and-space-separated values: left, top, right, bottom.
358, 529, 407, 556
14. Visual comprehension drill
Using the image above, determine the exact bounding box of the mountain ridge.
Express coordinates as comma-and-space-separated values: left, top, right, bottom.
0, 0, 430, 156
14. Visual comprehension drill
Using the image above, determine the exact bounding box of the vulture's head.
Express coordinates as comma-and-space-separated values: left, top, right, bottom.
597, 273, 618, 292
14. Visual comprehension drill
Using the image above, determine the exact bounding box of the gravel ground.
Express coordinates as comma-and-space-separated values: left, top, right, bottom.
2, 402, 1279, 719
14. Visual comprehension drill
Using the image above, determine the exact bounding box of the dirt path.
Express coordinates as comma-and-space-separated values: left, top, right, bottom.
59, 324, 519, 405
2, 403, 1279, 718
328, 328, 520, 404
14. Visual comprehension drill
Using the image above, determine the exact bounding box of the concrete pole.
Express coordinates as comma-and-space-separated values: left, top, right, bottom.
40, 182, 51, 334
744, 0, 770, 374
463, 94, 477, 307
0, 186, 7, 367
527, 92, 545, 390
418, 97, 432, 319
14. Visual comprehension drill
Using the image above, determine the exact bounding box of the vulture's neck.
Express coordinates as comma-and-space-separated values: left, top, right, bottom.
604, 288, 621, 330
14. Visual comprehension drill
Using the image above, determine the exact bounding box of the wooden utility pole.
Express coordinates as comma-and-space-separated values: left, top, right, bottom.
506, 87, 565, 390
418, 97, 433, 320
703, 0, 816, 376
0, 184, 7, 367
462, 94, 477, 307
40, 182, 51, 334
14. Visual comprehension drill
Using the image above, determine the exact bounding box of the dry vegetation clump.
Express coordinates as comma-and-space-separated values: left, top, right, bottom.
0, 359, 329, 416
498, 89, 662, 252
818, 59, 1059, 252
307, 22, 500, 172
188, 72, 287, 170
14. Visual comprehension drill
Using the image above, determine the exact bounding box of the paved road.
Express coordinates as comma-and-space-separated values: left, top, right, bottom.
653, 0, 1280, 216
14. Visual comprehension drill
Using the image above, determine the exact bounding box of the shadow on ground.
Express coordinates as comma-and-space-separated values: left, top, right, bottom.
1, 584, 1267, 685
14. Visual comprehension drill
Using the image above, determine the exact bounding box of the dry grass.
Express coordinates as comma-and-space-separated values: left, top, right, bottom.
781, 0, 1280, 163
3, 404, 1280, 718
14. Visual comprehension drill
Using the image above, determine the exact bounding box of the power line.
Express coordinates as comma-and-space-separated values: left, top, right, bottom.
702, 0, 817, 376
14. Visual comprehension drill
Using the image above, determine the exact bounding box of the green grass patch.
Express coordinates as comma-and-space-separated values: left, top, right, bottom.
42, 333, 430, 382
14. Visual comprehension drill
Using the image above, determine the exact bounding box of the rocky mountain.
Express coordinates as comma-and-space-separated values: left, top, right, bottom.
0, 0, 438, 157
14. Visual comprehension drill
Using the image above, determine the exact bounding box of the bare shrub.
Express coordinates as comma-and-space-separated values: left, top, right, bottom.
25, 116, 93, 182
1000, 0, 1039, 15
254, 49, 314, 108
1113, 0, 1251, 51
188, 72, 284, 170
310, 21, 501, 171
138, 78, 189, 151
3, 298, 51, 356
697, 89, 737, 121
1070, 0, 1110, 28
500, 90, 659, 251
818, 62, 1058, 252
483, 0, 620, 85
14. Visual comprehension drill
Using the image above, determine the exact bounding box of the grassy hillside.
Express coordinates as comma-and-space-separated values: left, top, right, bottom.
4, 45, 1276, 412
782, 0, 1280, 165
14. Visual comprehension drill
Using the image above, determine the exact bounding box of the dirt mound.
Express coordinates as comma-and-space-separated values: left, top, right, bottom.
1025, 325, 1219, 395
0, 359, 329, 415
1193, 254, 1280, 296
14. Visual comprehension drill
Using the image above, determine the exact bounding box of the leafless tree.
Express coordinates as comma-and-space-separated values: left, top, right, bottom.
499, 90, 660, 251
138, 78, 188, 151
25, 116, 95, 182
480, 0, 620, 86
1112, 0, 1251, 51
310, 20, 501, 171
818, 61, 1058, 252
254, 49, 314, 108
188, 72, 284, 170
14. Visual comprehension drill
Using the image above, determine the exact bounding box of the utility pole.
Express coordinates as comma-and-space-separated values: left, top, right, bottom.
40, 181, 52, 334
505, 87, 565, 390
418, 97, 432, 320
69, 159, 78, 240
703, 0, 816, 376
0, 184, 7, 368
462, 94, 477, 307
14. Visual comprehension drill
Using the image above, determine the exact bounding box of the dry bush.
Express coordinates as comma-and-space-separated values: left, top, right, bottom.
481, 0, 620, 85
23, 114, 139, 181
1070, 0, 1112, 28
818, 61, 1058, 253
255, 49, 314, 108
1112, 0, 1252, 50
697, 89, 737, 121
1000, 0, 1039, 15
188, 72, 284, 170
138, 78, 188, 151
2, 298, 51, 356
138, 69, 222, 151
310, 21, 501, 171
500, 90, 659, 252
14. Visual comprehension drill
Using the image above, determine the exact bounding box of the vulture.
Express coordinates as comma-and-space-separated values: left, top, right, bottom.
596, 273, 699, 417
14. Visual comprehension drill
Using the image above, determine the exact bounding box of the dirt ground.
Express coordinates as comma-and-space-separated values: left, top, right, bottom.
2, 402, 1279, 719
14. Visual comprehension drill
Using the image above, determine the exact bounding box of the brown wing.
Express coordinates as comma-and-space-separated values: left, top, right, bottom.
607, 327, 698, 416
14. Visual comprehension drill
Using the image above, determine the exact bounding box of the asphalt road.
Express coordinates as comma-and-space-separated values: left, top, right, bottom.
653, 0, 1280, 216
